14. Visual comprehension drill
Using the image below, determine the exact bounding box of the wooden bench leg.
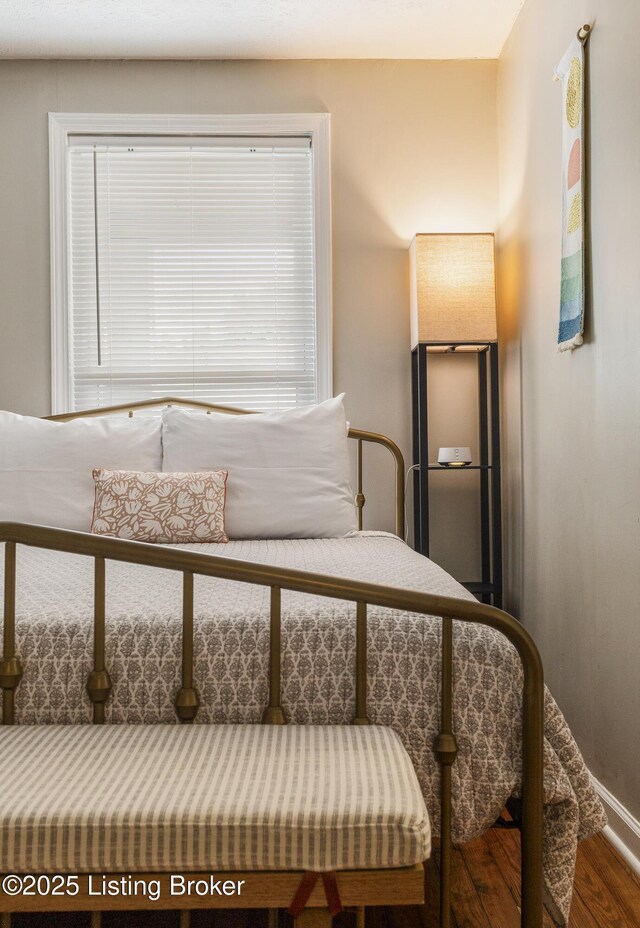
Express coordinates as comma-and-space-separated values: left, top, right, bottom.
268, 908, 281, 928
1, 913, 11, 928
355, 906, 366, 928
179, 910, 191, 928
90, 912, 102, 928
295, 908, 333, 926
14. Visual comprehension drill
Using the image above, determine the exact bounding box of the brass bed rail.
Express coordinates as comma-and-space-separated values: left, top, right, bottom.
0, 521, 544, 928
44, 396, 406, 539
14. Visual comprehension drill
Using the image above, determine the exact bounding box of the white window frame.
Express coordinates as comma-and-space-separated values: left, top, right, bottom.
48, 112, 332, 414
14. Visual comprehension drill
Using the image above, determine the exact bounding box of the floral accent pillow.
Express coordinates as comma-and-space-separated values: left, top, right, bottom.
91, 469, 228, 544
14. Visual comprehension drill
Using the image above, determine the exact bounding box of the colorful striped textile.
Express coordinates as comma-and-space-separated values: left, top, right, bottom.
556, 36, 586, 351
0, 724, 431, 874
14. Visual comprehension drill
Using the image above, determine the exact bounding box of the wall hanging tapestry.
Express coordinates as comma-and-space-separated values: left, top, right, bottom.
555, 31, 588, 351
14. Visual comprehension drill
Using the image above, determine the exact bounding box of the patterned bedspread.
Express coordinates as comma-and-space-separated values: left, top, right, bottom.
0, 532, 605, 924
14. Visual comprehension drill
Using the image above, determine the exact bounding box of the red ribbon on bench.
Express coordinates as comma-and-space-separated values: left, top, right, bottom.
288, 870, 344, 918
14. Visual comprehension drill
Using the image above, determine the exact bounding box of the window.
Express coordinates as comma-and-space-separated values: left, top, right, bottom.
49, 114, 331, 413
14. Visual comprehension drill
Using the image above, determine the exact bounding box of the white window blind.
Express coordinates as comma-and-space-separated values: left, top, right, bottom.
67, 137, 317, 411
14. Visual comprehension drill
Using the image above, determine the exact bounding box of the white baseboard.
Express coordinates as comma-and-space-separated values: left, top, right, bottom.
591, 775, 640, 876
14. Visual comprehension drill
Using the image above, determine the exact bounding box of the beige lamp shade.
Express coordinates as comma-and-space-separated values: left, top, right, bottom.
410, 233, 497, 347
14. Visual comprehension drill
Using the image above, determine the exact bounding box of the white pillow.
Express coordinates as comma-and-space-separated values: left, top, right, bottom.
161, 396, 357, 539
0, 412, 162, 532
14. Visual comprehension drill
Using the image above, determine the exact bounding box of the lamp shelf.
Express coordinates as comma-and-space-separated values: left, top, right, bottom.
461, 581, 496, 596
427, 464, 493, 471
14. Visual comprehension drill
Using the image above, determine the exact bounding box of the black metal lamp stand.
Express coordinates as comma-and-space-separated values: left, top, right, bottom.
411, 341, 503, 608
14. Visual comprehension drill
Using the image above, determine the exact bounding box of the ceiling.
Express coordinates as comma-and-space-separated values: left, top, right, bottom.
0, 0, 525, 60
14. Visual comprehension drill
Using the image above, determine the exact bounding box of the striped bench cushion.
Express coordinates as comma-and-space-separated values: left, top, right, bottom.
0, 724, 431, 873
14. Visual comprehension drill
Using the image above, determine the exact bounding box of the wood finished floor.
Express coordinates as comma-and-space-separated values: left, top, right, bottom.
12, 831, 640, 928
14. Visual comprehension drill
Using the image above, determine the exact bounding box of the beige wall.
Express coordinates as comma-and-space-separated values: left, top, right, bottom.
0, 58, 498, 558
498, 0, 640, 817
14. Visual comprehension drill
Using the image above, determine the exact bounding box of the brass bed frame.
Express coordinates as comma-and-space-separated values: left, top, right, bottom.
0, 397, 544, 928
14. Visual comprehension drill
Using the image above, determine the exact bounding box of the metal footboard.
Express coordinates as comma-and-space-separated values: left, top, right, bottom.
0, 521, 544, 927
